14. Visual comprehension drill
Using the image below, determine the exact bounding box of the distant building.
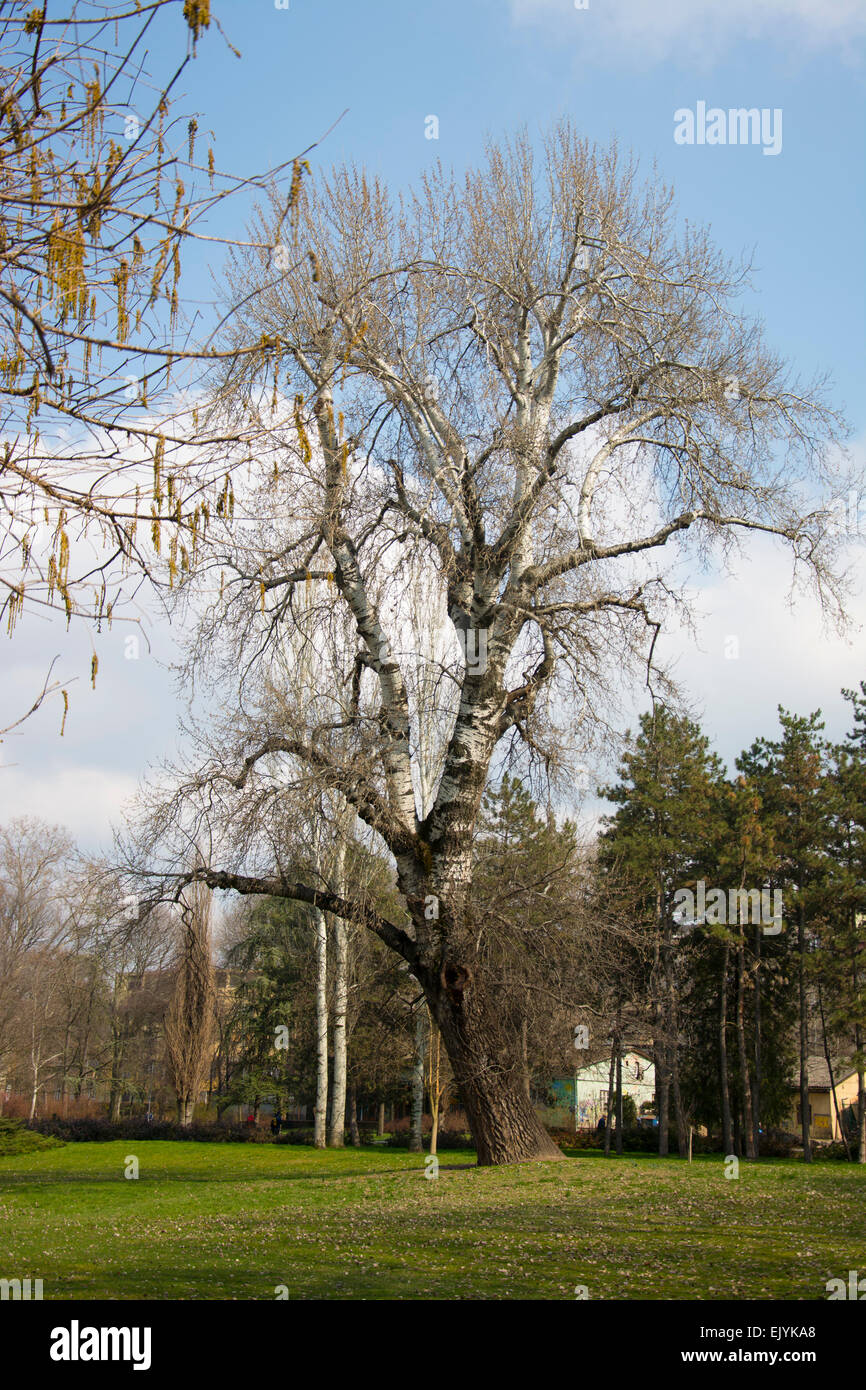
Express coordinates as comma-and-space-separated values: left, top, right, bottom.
788, 1057, 861, 1143
537, 1051, 656, 1130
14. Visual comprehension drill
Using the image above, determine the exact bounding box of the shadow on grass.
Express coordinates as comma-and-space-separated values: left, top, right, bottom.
0, 1149, 480, 1189
42, 1265, 475, 1301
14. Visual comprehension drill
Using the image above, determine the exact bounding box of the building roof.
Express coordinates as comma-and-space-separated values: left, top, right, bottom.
797, 1056, 859, 1090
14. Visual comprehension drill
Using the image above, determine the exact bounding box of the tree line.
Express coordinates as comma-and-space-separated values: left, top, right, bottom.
3, 681, 864, 1166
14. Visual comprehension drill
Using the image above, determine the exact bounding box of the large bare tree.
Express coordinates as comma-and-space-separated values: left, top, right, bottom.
133, 124, 854, 1164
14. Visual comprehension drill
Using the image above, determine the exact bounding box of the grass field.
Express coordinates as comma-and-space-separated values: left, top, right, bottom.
1, 1141, 863, 1300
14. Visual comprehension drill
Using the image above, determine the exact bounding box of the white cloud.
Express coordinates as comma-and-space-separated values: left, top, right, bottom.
643, 532, 866, 761
0, 763, 139, 854
509, 0, 866, 67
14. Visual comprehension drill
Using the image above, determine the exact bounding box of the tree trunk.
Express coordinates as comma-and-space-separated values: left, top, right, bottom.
313, 906, 328, 1150
736, 927, 757, 1159
377, 1099, 386, 1137
854, 946, 865, 1164
663, 936, 688, 1157
425, 964, 562, 1166
656, 1044, 670, 1157
750, 923, 762, 1156
614, 1040, 623, 1156
328, 911, 348, 1148
719, 940, 733, 1155
798, 901, 812, 1161
428, 1014, 442, 1158
108, 1017, 124, 1122
177, 1096, 194, 1126
604, 1038, 616, 1158
408, 1006, 425, 1153
653, 885, 669, 1157
670, 1039, 689, 1157
348, 1085, 361, 1146
855, 1017, 866, 1165
819, 984, 850, 1159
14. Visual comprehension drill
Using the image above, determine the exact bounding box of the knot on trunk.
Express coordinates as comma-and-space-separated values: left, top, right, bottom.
441, 960, 471, 1002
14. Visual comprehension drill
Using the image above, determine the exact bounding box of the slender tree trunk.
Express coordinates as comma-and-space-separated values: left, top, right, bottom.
656, 1045, 670, 1157
652, 898, 671, 1156
798, 900, 812, 1161
818, 984, 851, 1159
719, 939, 733, 1155
669, 1039, 688, 1157
427, 1010, 442, 1158
604, 1035, 616, 1158
408, 1006, 425, 1153
60, 1024, 71, 1114
857, 1061, 866, 1166
751, 923, 762, 1156
614, 1040, 623, 1156
108, 1024, 124, 1122
377, 1100, 386, 1137
328, 910, 348, 1148
854, 943, 866, 1164
736, 924, 757, 1159
29, 1034, 40, 1121
348, 1085, 360, 1146
855, 1020, 866, 1165
313, 906, 328, 1150
663, 934, 688, 1157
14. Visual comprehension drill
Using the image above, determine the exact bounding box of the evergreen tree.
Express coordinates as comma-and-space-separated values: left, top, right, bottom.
737, 710, 832, 1161
599, 709, 726, 1155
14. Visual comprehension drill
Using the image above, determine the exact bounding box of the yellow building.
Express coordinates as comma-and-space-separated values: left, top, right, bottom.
789, 1058, 861, 1142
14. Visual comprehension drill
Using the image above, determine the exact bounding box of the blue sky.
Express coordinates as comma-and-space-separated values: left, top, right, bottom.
175, 0, 865, 424
1, 0, 865, 851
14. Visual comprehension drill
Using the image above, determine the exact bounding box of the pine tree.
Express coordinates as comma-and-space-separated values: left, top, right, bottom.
599, 709, 726, 1155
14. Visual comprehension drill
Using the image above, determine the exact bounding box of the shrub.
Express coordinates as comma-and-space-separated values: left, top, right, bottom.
758, 1130, 800, 1158
385, 1128, 474, 1151
28, 1116, 274, 1144
274, 1129, 316, 1145
811, 1141, 855, 1162
0, 1117, 65, 1156
546, 1124, 720, 1155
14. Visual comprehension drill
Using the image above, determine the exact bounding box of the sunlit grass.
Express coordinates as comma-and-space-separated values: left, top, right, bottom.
1, 1141, 862, 1299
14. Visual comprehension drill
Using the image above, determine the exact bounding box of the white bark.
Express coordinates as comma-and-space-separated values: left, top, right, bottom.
313, 904, 328, 1149
327, 838, 348, 1147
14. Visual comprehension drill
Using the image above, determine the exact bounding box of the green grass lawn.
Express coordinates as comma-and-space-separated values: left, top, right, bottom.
1, 1141, 862, 1300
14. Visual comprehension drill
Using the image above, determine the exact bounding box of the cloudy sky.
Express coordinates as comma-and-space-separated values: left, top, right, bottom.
1, 0, 864, 853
